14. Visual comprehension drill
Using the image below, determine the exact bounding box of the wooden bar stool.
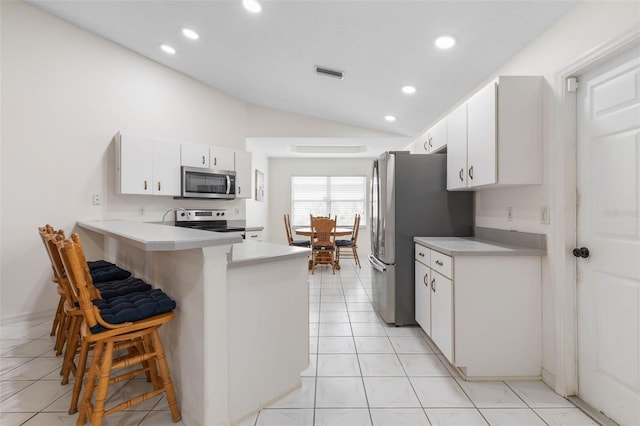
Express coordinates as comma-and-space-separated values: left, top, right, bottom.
57, 235, 181, 425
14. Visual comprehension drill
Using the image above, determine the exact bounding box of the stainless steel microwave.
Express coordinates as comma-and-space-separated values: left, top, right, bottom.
180, 166, 236, 199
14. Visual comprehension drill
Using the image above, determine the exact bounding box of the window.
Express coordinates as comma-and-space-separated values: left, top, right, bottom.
291, 176, 366, 227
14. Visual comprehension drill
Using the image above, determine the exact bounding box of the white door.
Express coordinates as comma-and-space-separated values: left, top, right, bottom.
447, 103, 468, 190
576, 46, 640, 426
152, 140, 181, 196
466, 81, 497, 187
414, 259, 431, 334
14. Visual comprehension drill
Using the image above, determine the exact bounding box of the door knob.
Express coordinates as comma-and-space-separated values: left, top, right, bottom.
572, 247, 590, 258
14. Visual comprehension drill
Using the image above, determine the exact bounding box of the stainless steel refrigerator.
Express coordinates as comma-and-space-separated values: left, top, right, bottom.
368, 151, 474, 325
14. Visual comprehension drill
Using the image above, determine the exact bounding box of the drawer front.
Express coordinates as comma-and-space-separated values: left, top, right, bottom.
430, 250, 453, 279
415, 244, 430, 265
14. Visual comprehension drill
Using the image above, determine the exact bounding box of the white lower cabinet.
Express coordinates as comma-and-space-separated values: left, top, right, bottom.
414, 259, 431, 332
414, 242, 541, 379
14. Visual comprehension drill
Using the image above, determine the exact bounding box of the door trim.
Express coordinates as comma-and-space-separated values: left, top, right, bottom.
553, 24, 640, 398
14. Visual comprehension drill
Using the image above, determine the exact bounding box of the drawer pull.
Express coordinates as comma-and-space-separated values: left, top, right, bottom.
418, 252, 425, 257
435, 260, 444, 266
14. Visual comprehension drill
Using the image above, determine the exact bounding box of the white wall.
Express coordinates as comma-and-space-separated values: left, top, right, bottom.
268, 158, 372, 266
416, 1, 639, 388
0, 2, 400, 320
245, 140, 270, 240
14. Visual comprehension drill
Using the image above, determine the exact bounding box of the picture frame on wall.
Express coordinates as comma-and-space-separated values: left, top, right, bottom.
255, 170, 265, 202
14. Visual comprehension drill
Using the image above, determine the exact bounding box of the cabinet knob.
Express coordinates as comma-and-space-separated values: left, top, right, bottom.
144, 180, 148, 190
435, 260, 444, 266
459, 168, 464, 182
468, 165, 474, 180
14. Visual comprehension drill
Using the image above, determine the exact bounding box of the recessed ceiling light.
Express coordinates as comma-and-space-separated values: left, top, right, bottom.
182, 28, 199, 40
384, 115, 397, 122
401, 85, 416, 94
435, 35, 456, 50
242, 0, 262, 13
160, 44, 176, 55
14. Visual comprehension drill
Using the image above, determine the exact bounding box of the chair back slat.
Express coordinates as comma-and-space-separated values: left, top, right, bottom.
284, 214, 294, 245
57, 236, 101, 330
352, 214, 361, 243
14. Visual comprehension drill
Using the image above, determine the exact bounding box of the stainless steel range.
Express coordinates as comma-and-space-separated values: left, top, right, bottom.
174, 209, 246, 235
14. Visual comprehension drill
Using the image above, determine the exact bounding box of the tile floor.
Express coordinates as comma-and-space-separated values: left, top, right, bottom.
0, 262, 598, 426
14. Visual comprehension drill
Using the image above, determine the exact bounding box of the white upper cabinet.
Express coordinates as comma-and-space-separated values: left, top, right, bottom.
181, 142, 210, 168
115, 133, 181, 196
413, 118, 447, 154
447, 76, 542, 190
234, 150, 252, 199
210, 146, 235, 171
447, 103, 468, 190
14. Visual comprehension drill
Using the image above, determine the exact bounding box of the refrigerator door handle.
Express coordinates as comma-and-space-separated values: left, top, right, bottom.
368, 254, 387, 272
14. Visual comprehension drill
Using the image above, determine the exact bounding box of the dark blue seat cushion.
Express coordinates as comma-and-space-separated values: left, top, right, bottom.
292, 240, 310, 247
87, 260, 116, 271
335, 239, 353, 247
90, 265, 132, 283
91, 289, 176, 334
95, 277, 152, 299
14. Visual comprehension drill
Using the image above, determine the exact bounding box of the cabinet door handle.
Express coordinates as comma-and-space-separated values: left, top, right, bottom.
157, 182, 161, 191
459, 168, 464, 182
238, 186, 241, 195
428, 137, 433, 148
144, 180, 148, 190
435, 260, 443, 266
418, 252, 425, 257
468, 165, 474, 180
423, 141, 429, 151
214, 157, 217, 166
423, 274, 429, 286
431, 278, 436, 292
202, 155, 206, 165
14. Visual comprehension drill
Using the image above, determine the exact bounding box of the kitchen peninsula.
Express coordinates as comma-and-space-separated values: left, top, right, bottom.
77, 220, 310, 426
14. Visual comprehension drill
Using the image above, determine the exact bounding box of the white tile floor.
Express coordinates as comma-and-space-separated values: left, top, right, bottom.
0, 263, 598, 426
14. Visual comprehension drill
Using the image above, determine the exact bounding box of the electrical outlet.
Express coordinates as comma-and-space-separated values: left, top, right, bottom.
541, 206, 550, 224
138, 207, 145, 216
92, 194, 102, 205
507, 206, 513, 221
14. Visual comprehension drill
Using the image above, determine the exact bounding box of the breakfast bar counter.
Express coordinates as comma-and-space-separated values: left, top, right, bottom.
77, 220, 310, 426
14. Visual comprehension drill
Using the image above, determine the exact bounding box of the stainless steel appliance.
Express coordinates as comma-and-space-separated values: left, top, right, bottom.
369, 152, 474, 325
180, 166, 236, 199
174, 208, 246, 237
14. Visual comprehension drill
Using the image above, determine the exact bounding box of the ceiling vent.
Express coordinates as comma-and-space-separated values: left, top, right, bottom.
315, 66, 344, 80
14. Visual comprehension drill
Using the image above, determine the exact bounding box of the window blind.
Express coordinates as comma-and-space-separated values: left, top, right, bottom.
291, 176, 366, 227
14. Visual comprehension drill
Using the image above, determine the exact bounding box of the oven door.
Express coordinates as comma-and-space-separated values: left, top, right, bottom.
181, 166, 236, 199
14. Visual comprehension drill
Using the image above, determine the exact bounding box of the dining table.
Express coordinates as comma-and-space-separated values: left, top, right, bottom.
294, 227, 353, 270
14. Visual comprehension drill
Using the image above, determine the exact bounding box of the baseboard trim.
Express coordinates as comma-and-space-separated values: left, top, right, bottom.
568, 396, 620, 426
0, 309, 54, 326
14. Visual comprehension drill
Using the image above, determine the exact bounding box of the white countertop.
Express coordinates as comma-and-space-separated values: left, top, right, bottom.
228, 241, 310, 268
78, 220, 242, 251
414, 236, 546, 256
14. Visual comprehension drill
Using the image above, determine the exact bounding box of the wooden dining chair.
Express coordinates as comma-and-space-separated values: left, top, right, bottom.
284, 214, 310, 247
310, 216, 337, 274
57, 234, 181, 425
336, 214, 361, 268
